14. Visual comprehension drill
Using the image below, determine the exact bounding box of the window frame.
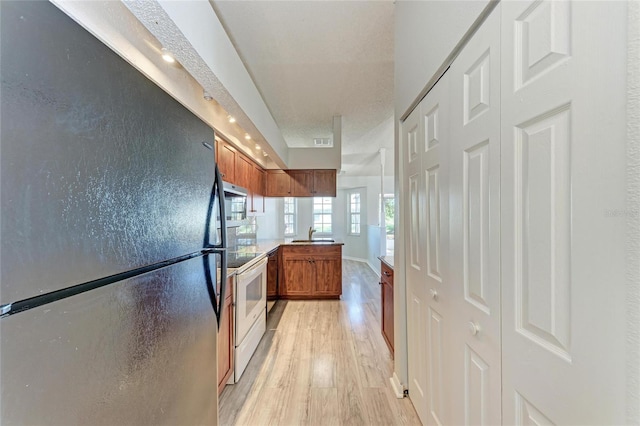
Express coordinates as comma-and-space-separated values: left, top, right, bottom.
348, 191, 361, 236
283, 197, 297, 237
312, 196, 333, 236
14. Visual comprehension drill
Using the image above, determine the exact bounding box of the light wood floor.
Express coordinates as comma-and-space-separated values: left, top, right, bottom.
219, 259, 421, 426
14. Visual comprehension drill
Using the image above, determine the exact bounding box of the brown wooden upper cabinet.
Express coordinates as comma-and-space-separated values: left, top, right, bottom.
265, 169, 336, 197
265, 170, 292, 197
215, 137, 336, 199
311, 169, 337, 197
290, 170, 313, 196
216, 140, 236, 183
235, 153, 253, 190
250, 164, 265, 214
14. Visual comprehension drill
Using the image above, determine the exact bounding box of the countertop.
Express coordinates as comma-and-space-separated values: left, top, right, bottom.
378, 255, 394, 269
230, 239, 283, 255
226, 239, 344, 274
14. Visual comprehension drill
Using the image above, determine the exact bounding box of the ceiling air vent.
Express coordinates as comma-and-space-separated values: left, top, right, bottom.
313, 138, 333, 147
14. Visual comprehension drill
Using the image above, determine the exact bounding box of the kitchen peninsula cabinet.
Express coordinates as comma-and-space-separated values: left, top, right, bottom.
279, 244, 342, 299
379, 258, 394, 355
217, 275, 234, 395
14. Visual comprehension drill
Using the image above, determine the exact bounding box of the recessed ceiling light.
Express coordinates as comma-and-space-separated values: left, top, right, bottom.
255, 144, 261, 150
228, 116, 236, 123
245, 134, 251, 140
161, 48, 175, 63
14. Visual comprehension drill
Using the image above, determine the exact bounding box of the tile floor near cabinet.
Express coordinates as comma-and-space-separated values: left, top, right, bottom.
219, 259, 421, 426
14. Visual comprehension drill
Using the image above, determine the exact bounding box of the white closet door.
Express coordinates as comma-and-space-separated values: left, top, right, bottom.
500, 1, 629, 423
403, 105, 429, 424
449, 6, 502, 425
420, 72, 451, 426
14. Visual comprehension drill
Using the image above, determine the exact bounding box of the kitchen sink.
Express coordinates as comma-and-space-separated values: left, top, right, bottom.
291, 239, 335, 243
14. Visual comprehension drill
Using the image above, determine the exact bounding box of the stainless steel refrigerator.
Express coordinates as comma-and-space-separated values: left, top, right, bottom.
0, 1, 227, 424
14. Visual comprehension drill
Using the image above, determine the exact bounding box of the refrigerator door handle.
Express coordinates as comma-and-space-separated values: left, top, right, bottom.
201, 248, 226, 254
1, 304, 11, 316
203, 161, 227, 330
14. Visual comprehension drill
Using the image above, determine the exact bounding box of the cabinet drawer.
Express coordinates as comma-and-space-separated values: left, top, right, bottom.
282, 245, 341, 257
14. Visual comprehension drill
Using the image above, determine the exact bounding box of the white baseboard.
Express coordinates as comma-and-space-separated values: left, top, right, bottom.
342, 255, 367, 262
390, 372, 405, 399
366, 261, 379, 276
342, 256, 380, 277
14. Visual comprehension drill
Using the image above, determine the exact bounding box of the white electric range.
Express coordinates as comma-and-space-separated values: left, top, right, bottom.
226, 251, 267, 383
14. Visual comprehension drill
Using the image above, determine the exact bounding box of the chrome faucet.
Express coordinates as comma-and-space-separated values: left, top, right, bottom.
308, 227, 316, 241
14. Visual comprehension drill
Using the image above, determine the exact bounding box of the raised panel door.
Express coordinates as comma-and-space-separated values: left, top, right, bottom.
267, 249, 278, 299
312, 170, 336, 197
251, 165, 265, 214
217, 141, 236, 183
420, 70, 451, 426
217, 278, 233, 395
314, 257, 341, 296
266, 170, 291, 197
448, 7, 501, 425
500, 1, 629, 423
281, 257, 315, 297
403, 102, 429, 424
235, 154, 252, 190
290, 170, 313, 197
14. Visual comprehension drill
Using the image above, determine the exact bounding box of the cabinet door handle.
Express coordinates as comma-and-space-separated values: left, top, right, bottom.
378, 282, 382, 286
383, 271, 391, 277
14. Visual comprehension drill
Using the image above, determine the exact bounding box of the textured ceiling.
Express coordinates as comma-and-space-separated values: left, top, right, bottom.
210, 0, 395, 176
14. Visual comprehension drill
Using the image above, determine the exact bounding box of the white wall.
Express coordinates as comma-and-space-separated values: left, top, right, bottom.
288, 116, 342, 170
52, 0, 282, 169
256, 175, 394, 271
393, 0, 489, 391
338, 187, 368, 261
123, 0, 289, 168
255, 198, 283, 240
339, 175, 394, 267
339, 175, 394, 225
394, 0, 490, 116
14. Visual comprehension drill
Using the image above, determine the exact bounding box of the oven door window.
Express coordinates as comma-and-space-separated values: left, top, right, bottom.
235, 259, 267, 344
245, 273, 263, 317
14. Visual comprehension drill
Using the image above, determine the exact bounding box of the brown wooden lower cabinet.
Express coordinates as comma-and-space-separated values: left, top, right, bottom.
217, 275, 234, 396
380, 260, 394, 356
267, 248, 278, 300
279, 245, 342, 299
